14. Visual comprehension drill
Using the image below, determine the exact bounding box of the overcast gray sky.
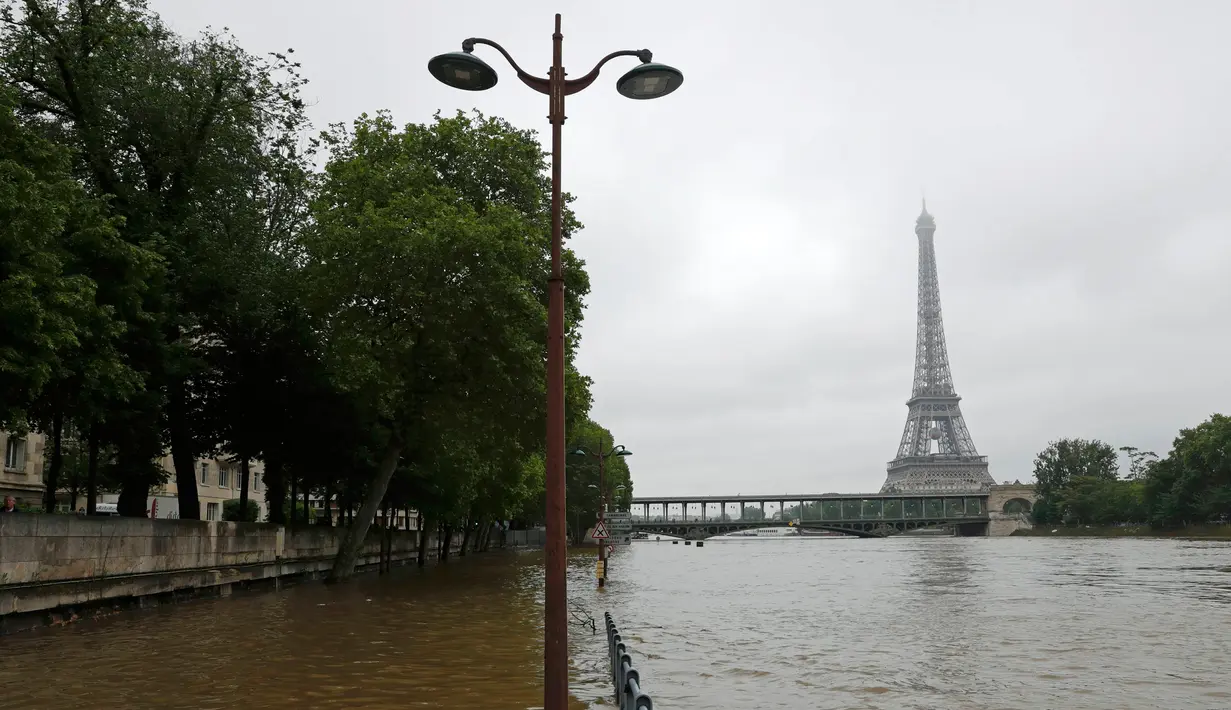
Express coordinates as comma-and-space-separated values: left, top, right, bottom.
157, 0, 1231, 496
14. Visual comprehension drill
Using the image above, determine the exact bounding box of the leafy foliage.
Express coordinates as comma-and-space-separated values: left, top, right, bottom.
1141, 414, 1231, 527
1031, 417, 1230, 528
560, 419, 633, 543
304, 111, 595, 579
0, 1, 635, 583
222, 498, 260, 522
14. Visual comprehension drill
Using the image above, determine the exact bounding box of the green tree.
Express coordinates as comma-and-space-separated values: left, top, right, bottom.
741, 506, 766, 522
2, 0, 310, 517
0, 83, 156, 514
305, 111, 592, 581
1143, 414, 1231, 527
0, 86, 90, 429
222, 498, 260, 522
564, 419, 633, 544
1120, 446, 1159, 481
1031, 438, 1118, 522
1056, 476, 1145, 525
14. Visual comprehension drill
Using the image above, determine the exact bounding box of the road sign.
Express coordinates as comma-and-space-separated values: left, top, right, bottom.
606, 544, 614, 556
606, 511, 632, 532
591, 521, 610, 539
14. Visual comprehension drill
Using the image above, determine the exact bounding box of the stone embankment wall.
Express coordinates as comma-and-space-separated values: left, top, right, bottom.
0, 514, 467, 634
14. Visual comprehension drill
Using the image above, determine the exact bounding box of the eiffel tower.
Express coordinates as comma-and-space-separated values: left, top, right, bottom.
881, 202, 996, 494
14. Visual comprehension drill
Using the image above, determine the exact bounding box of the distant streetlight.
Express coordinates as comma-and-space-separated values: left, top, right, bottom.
429, 17, 679, 710
570, 440, 631, 588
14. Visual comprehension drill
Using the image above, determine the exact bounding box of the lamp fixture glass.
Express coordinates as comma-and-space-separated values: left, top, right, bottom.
616, 62, 684, 100
427, 51, 499, 91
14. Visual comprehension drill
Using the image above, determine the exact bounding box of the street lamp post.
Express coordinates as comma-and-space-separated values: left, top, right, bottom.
571, 438, 631, 587
428, 17, 681, 710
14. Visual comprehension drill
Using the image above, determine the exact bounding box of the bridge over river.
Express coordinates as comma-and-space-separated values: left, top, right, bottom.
628, 492, 994, 539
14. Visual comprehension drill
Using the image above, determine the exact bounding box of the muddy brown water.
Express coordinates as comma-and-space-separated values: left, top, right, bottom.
1, 537, 1229, 709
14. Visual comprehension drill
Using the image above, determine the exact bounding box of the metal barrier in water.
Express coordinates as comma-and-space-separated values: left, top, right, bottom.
605, 612, 654, 710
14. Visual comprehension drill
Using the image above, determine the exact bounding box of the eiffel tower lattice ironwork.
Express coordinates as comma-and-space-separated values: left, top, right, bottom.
880, 202, 996, 494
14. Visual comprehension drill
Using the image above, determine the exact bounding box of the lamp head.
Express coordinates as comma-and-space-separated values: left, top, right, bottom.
616, 62, 684, 100
428, 51, 498, 91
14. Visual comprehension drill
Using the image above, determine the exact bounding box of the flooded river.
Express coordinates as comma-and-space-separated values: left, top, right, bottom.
1, 537, 1229, 709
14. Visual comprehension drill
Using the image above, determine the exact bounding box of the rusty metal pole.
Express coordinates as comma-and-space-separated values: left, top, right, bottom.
543, 13, 569, 710
428, 23, 681, 709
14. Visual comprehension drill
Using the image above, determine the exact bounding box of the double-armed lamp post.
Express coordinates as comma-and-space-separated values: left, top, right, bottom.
573, 440, 631, 587
428, 15, 682, 710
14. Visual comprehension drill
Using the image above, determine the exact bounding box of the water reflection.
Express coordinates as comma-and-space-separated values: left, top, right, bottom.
1, 538, 1229, 710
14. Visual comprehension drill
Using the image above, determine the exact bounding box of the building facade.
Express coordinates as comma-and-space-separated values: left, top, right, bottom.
1, 430, 45, 505
145, 455, 270, 522
6, 433, 417, 529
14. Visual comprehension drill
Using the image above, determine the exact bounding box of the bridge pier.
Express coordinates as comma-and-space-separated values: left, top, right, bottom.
954, 521, 989, 537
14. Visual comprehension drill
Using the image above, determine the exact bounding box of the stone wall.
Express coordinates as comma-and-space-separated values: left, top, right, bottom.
988, 483, 1037, 536
0, 514, 466, 634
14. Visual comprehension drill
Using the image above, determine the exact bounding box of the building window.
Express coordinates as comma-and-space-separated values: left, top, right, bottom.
218, 465, 230, 488
199, 462, 209, 485
4, 437, 25, 471
236, 467, 246, 491
253, 473, 262, 491
206, 502, 220, 521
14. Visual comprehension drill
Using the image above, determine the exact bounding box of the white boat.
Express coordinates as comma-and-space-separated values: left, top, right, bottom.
719, 527, 800, 539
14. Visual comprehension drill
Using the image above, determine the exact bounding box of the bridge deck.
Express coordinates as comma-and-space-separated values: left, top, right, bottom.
631, 492, 986, 505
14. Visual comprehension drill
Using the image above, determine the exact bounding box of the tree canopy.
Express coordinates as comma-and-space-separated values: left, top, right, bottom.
0, 0, 631, 579
1030, 417, 1230, 528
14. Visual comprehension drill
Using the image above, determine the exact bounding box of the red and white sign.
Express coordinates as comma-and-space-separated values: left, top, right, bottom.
591, 521, 610, 539
606, 545, 614, 556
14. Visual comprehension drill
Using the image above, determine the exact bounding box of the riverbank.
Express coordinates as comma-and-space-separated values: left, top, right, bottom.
1012, 523, 1231, 539
0, 513, 494, 635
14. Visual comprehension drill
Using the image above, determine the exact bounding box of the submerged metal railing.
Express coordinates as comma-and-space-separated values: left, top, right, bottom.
605, 612, 654, 709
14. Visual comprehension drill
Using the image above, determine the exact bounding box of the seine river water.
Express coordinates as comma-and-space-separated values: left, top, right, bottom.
1, 536, 1229, 709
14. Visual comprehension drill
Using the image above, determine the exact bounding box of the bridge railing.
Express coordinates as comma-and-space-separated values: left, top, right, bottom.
605, 612, 653, 710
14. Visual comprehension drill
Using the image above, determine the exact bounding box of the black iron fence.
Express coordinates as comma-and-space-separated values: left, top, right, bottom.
605, 612, 654, 709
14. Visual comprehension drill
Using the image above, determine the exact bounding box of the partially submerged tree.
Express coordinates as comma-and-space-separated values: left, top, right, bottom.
305, 111, 592, 581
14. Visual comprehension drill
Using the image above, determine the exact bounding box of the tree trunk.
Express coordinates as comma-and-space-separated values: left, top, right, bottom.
117, 478, 149, 517
43, 410, 64, 512
289, 474, 298, 524
384, 516, 394, 573
320, 484, 334, 527
266, 455, 285, 524
480, 523, 492, 552
303, 483, 310, 524
167, 380, 200, 520
85, 423, 100, 516
459, 517, 473, 557
379, 501, 390, 574
417, 516, 430, 568
238, 456, 251, 521
327, 440, 403, 583
440, 524, 453, 562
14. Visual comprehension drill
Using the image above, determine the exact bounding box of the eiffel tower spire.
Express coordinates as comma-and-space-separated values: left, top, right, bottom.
881, 204, 995, 494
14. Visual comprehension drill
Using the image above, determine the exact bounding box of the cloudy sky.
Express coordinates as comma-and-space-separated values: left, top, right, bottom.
156, 0, 1231, 496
